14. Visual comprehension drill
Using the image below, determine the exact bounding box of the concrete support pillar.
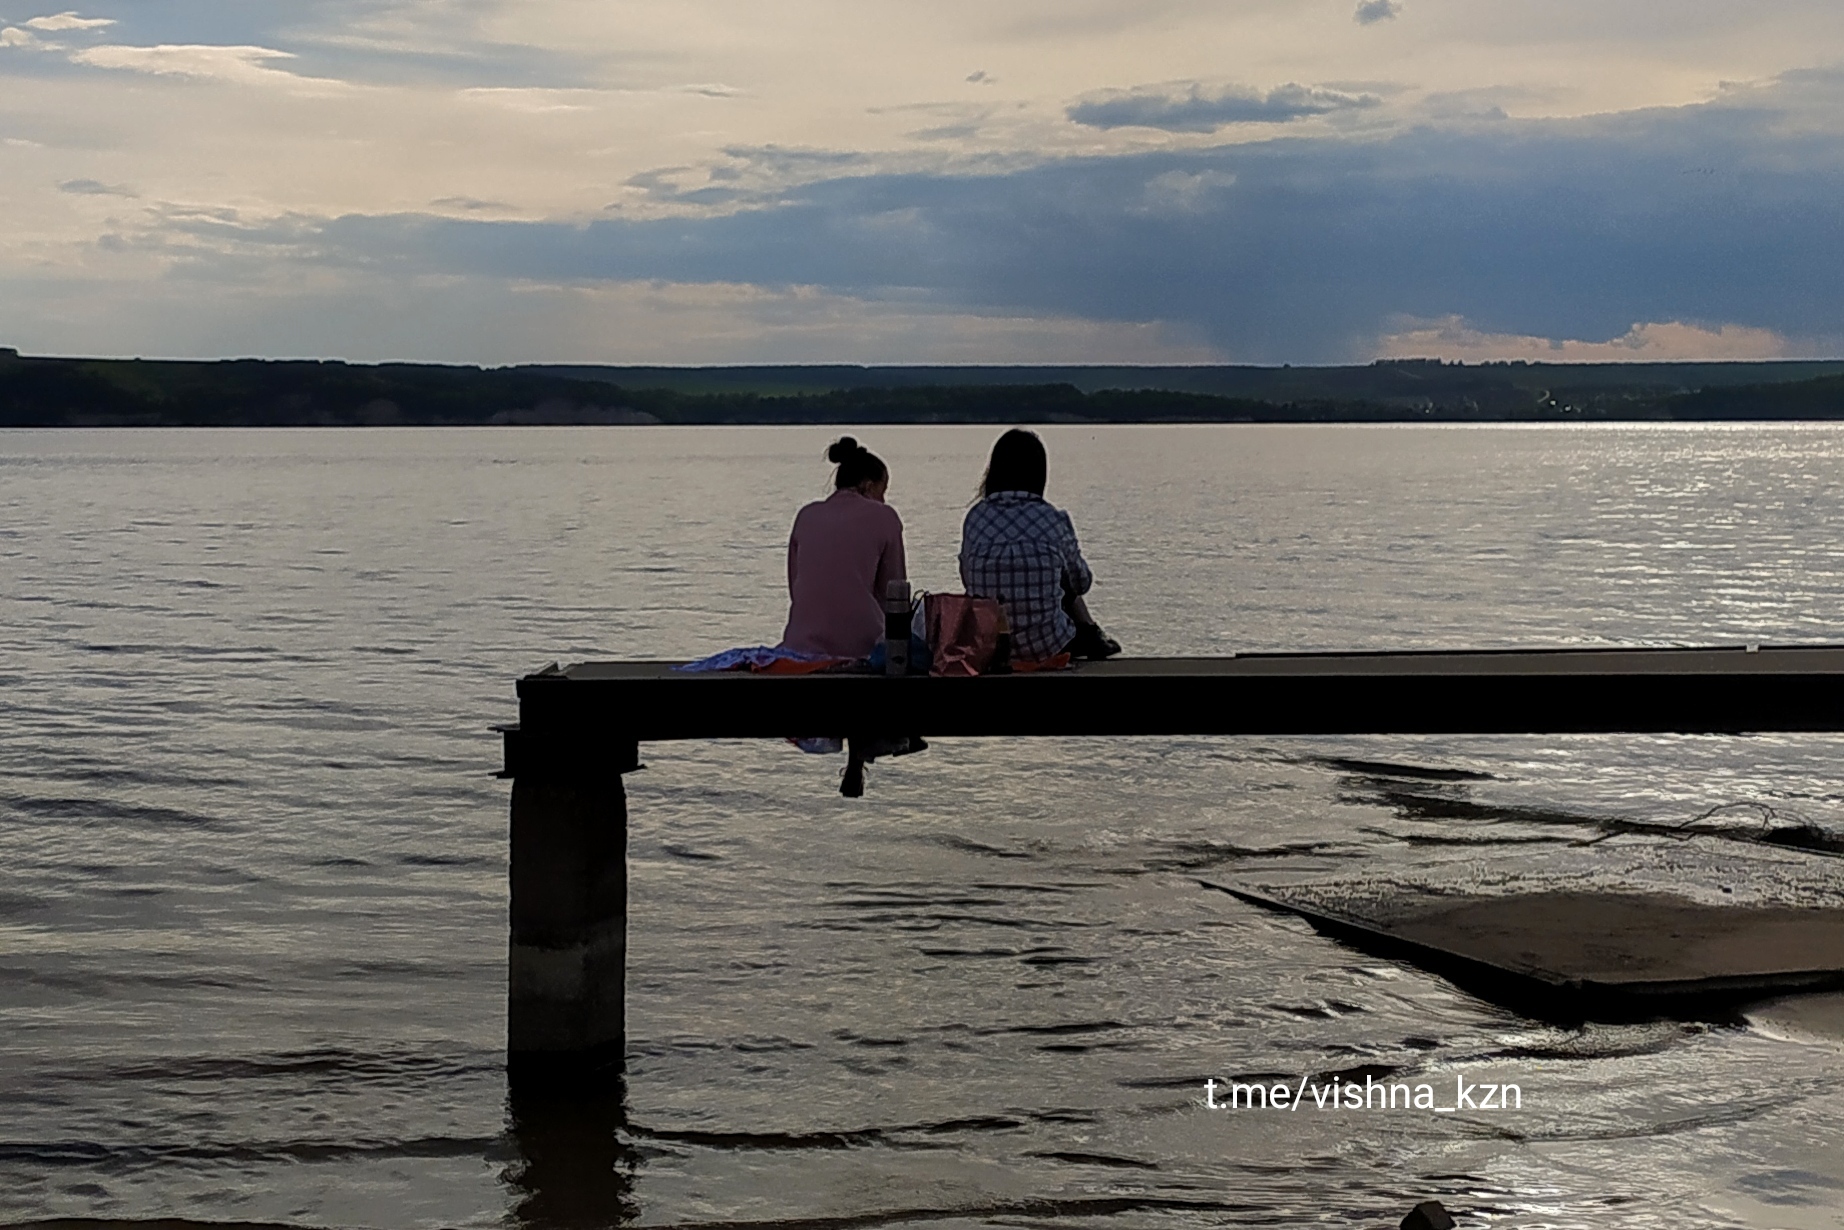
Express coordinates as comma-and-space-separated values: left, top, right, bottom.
505, 732, 633, 1072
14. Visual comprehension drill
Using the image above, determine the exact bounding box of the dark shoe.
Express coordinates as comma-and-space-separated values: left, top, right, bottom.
840, 735, 927, 796
1067, 622, 1122, 660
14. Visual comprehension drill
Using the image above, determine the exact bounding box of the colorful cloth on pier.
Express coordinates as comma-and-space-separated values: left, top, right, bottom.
673, 646, 853, 674
1011, 651, 1072, 673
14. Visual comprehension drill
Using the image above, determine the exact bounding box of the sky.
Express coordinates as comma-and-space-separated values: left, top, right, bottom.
2, 1, 1843, 365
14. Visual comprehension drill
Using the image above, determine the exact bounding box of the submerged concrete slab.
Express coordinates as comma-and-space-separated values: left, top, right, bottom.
1213, 883, 1844, 1022
1745, 992, 1844, 1046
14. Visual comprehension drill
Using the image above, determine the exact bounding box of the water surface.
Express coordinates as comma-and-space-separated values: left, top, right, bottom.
4, 425, 1844, 1228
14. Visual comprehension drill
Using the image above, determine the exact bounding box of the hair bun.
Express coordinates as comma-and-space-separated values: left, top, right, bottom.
827, 436, 861, 463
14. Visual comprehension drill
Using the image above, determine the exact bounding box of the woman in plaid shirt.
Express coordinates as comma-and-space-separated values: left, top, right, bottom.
959, 429, 1121, 662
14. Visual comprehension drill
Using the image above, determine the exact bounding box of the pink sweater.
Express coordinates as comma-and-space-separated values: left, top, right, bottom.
781, 489, 907, 658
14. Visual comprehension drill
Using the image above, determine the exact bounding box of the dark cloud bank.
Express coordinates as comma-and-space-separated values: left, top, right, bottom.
1066, 82, 1379, 131
217, 72, 1844, 362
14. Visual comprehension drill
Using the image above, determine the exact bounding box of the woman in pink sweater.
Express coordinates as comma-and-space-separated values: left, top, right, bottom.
781, 437, 907, 659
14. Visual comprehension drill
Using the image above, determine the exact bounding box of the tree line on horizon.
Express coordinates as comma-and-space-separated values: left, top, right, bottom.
2, 350, 1843, 426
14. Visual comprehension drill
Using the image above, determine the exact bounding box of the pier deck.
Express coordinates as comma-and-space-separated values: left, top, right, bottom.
515, 645, 1844, 742
499, 644, 1844, 1067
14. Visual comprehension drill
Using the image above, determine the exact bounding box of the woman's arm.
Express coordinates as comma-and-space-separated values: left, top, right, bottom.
1060, 511, 1093, 597
874, 509, 908, 601
957, 508, 975, 592
958, 501, 995, 594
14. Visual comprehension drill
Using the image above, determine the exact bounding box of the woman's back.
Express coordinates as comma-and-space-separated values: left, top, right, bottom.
782, 442, 906, 658
959, 490, 1090, 661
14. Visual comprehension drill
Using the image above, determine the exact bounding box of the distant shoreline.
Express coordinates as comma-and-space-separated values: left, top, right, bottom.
4, 350, 1844, 426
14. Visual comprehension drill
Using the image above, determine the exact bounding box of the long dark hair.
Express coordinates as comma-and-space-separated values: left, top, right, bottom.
980, 428, 1047, 497
828, 436, 887, 490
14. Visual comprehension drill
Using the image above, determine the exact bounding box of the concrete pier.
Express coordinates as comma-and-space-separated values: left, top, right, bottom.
499, 645, 1844, 1067
503, 724, 636, 1071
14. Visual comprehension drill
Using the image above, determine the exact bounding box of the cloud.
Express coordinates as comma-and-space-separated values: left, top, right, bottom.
1138, 169, 1236, 214
59, 178, 134, 196
1376, 317, 1792, 362
1, 26, 39, 46
24, 10, 113, 31
179, 69, 1840, 363
431, 195, 516, 213
459, 86, 590, 112
1068, 81, 1380, 132
71, 43, 307, 85
1353, 0, 1400, 25
0, 268, 1221, 364
10, 6, 1844, 365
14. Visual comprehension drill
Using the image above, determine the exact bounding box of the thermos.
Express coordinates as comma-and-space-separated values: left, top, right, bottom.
990, 608, 1013, 675
884, 580, 911, 675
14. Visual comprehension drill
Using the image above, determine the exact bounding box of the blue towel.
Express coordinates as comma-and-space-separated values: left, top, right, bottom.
673, 645, 848, 672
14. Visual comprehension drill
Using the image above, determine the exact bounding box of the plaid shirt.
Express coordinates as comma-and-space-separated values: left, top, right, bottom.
958, 491, 1093, 660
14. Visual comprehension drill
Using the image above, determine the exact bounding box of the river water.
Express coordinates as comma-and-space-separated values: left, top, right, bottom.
3, 424, 1844, 1229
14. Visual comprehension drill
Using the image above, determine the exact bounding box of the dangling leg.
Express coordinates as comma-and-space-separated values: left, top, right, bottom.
841, 740, 866, 797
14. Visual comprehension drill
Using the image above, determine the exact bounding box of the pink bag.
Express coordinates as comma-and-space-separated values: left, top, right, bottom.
924, 592, 1004, 676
